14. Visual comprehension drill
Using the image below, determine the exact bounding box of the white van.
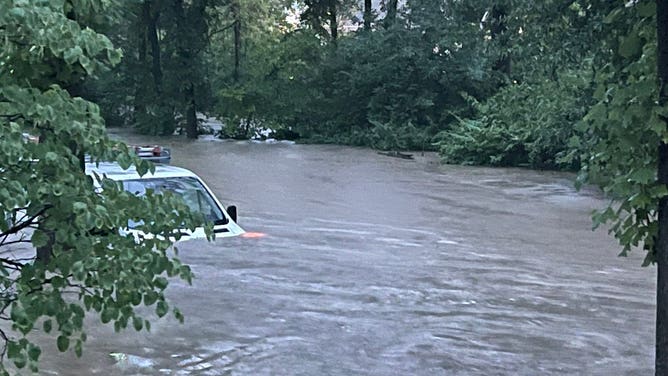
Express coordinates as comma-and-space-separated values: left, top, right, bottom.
86, 162, 245, 240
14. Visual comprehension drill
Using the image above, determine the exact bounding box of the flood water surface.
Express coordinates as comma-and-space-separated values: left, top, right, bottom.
37, 135, 655, 375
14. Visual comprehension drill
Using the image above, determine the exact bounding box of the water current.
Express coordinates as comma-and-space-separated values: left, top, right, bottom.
35, 132, 655, 375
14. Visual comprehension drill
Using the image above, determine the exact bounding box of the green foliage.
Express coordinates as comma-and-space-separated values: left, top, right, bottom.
209, 1, 313, 132
436, 0, 622, 170
301, 0, 357, 39
200, 0, 499, 149
0, 0, 205, 371
438, 74, 591, 170
88, 0, 213, 136
504, 0, 618, 81
576, 0, 662, 264
217, 86, 255, 124
229, 0, 498, 150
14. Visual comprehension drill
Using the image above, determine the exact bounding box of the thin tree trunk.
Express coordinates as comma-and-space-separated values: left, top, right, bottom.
173, 0, 199, 139
328, 0, 337, 42
147, 1, 163, 95
148, 1, 167, 135
363, 0, 372, 31
656, 3, 668, 374
134, 2, 149, 121
232, 0, 241, 82
185, 83, 198, 139
384, 0, 398, 28
490, 4, 511, 75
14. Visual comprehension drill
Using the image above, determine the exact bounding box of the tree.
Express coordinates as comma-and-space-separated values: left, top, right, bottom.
281, 0, 497, 149
573, 1, 668, 374
168, 0, 210, 139
655, 0, 668, 372
88, 0, 214, 138
208, 0, 307, 134
436, 0, 619, 170
383, 0, 398, 28
135, 0, 172, 135
0, 0, 206, 372
363, 0, 373, 30
301, 0, 352, 42
438, 77, 590, 170
231, 0, 242, 81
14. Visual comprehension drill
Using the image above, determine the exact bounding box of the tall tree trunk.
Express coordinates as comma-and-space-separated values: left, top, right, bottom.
147, 1, 163, 95
490, 4, 511, 75
173, 0, 199, 139
148, 1, 167, 135
384, 0, 398, 28
656, 3, 668, 374
328, 0, 338, 42
134, 2, 149, 121
363, 0, 372, 31
232, 0, 241, 82
185, 83, 198, 139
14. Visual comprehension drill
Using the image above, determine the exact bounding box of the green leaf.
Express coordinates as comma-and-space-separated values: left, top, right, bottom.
174, 308, 184, 324
7, 341, 21, 359
604, 8, 622, 24
9, 7, 25, 18
63, 46, 84, 65
83, 295, 93, 311
57, 336, 69, 352
132, 316, 143, 331
156, 301, 168, 318
619, 33, 641, 58
73, 202, 87, 211
14, 357, 27, 369
144, 291, 158, 306
101, 308, 114, 323
637, 2, 656, 18
27, 345, 41, 362
31, 230, 49, 248
45, 152, 58, 162
43, 319, 52, 334
629, 167, 656, 184
131, 292, 142, 306
75, 340, 83, 357
154, 277, 168, 290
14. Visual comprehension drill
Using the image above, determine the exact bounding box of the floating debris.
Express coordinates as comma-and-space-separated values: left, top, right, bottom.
109, 352, 156, 370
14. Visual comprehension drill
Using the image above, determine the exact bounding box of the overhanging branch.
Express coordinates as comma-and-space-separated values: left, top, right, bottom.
208, 21, 237, 38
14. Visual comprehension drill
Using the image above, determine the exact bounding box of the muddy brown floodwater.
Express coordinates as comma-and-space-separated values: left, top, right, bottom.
33, 132, 655, 375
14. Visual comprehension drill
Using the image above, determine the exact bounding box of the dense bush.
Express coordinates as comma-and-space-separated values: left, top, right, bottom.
437, 75, 591, 170
280, 21, 496, 150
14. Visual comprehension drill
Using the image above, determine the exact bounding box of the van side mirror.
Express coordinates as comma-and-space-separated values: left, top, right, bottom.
226, 205, 237, 223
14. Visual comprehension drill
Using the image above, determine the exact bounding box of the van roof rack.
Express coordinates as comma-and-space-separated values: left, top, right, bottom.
132, 145, 171, 164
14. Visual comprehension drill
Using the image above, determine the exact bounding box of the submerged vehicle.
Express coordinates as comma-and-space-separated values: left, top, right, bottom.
86, 162, 244, 240
131, 145, 171, 164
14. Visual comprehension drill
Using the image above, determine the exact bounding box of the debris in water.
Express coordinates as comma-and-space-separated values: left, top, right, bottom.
109, 352, 156, 369
378, 151, 414, 159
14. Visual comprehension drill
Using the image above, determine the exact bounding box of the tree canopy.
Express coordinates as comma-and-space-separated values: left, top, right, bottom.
0, 0, 206, 372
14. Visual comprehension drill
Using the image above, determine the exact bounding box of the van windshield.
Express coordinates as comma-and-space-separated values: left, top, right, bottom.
122, 176, 227, 228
